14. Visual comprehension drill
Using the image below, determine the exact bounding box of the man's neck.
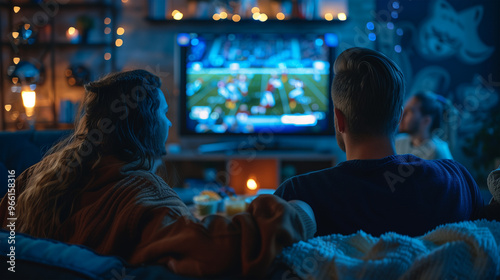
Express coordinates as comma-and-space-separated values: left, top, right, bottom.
345, 135, 397, 161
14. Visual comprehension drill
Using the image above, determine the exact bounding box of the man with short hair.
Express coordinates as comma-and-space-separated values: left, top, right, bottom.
396, 91, 453, 160
274, 47, 484, 237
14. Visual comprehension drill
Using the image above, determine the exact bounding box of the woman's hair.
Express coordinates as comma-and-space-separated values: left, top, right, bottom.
17, 69, 163, 238
413, 91, 444, 132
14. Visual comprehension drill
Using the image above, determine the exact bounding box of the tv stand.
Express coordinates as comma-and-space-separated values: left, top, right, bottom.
198, 139, 280, 154
198, 141, 243, 154
163, 144, 338, 194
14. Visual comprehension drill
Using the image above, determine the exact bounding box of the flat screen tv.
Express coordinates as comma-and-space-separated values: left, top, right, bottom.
178, 32, 337, 137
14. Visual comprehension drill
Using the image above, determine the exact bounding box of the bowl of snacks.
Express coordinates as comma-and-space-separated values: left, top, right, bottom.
193, 191, 222, 216
224, 196, 247, 216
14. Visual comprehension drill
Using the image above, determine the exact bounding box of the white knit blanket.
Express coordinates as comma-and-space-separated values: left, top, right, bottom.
278, 220, 500, 280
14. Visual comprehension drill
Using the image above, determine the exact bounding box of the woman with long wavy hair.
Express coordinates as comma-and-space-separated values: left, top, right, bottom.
0, 69, 316, 278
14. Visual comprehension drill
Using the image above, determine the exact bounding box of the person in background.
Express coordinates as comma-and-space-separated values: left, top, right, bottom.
396, 91, 453, 160
0, 70, 316, 278
275, 47, 484, 237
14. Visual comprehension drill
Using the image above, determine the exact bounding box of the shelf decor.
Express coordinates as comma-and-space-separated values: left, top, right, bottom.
147, 0, 348, 22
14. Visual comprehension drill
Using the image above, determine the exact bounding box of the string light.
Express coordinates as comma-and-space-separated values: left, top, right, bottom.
12, 32, 19, 39
13, 57, 20, 64
251, 7, 260, 14
24, 24, 30, 30
115, 39, 123, 47
277, 12, 285, 20
171, 10, 179, 17
213, 13, 220, 21
104, 17, 111, 25
104, 53, 111, 60
252, 13, 260, 20
232, 14, 241, 22
259, 13, 268, 22
5, 105, 12, 112
338, 13, 347, 21
67, 27, 76, 35
220, 12, 227, 19
117, 27, 125, 35
121, 0, 128, 3
13, 6, 20, 13
104, 27, 111, 34
173, 12, 183, 20
325, 13, 333, 21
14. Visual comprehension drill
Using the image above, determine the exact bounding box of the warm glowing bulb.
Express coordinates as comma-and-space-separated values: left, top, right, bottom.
5, 105, 12, 112
232, 14, 241, 22
117, 27, 125, 35
325, 13, 333, 21
121, 0, 128, 3
276, 12, 285, 20
68, 27, 76, 35
24, 24, 30, 30
13, 57, 20, 64
104, 17, 111, 25
252, 13, 260, 20
12, 32, 19, 39
104, 53, 111, 60
338, 13, 347, 21
251, 7, 260, 14
22, 92, 36, 107
247, 179, 258, 190
173, 12, 183, 20
13, 6, 20, 13
115, 39, 123, 47
22, 90, 36, 118
213, 13, 220, 21
220, 12, 228, 19
12, 77, 19, 84
171, 10, 179, 17
259, 13, 268, 22
104, 27, 111, 34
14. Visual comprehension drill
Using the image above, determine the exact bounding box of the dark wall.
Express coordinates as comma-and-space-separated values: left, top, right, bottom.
375, 0, 500, 183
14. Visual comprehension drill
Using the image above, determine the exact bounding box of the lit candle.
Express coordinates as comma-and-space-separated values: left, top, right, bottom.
246, 177, 258, 195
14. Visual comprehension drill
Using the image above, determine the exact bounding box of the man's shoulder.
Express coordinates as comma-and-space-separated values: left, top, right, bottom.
276, 167, 336, 198
414, 157, 471, 179
288, 167, 336, 185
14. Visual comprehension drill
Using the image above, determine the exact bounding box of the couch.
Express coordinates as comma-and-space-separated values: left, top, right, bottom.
0, 130, 72, 197
1, 130, 499, 279
0, 229, 201, 280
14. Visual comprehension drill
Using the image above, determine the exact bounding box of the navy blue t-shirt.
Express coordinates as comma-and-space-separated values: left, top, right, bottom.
274, 154, 484, 237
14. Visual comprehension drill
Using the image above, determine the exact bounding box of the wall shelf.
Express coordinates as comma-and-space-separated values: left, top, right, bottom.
0, 0, 119, 131
2, 41, 112, 48
145, 18, 345, 33
0, 2, 117, 11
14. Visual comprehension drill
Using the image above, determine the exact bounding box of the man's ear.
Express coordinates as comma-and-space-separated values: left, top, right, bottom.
334, 108, 346, 133
398, 106, 404, 125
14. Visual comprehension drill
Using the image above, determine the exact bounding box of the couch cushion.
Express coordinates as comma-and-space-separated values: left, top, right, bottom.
0, 229, 201, 280
0, 130, 71, 174
0, 229, 126, 279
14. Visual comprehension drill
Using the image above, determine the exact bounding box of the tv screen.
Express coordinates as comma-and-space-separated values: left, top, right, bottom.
178, 33, 336, 136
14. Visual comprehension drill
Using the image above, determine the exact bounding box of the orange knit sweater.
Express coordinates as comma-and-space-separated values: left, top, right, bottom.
0, 159, 316, 277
